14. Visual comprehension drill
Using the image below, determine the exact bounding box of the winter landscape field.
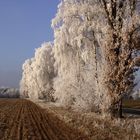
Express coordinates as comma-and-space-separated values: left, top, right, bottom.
0, 0, 140, 140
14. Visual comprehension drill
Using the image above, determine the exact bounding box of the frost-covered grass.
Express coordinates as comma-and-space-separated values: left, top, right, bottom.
37, 101, 140, 140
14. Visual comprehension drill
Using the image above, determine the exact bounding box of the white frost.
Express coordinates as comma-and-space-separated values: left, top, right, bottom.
20, 42, 55, 101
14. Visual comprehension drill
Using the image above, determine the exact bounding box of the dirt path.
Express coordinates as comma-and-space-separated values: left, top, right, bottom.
0, 99, 88, 140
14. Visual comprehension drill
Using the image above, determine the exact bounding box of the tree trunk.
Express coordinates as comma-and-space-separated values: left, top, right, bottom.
109, 98, 123, 118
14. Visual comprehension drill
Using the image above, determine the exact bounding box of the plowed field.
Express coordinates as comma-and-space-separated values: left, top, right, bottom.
0, 99, 88, 140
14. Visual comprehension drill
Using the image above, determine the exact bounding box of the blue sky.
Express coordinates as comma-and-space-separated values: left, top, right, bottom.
0, 0, 59, 88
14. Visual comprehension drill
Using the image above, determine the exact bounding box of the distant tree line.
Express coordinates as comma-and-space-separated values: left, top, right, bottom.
0, 88, 20, 98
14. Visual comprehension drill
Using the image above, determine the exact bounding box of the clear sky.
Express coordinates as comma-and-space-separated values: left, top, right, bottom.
0, 0, 59, 88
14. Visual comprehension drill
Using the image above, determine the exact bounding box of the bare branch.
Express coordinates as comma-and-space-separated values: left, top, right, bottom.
101, 0, 114, 29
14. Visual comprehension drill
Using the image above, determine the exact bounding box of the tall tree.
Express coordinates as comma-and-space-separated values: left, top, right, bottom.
99, 0, 140, 117
52, 0, 105, 111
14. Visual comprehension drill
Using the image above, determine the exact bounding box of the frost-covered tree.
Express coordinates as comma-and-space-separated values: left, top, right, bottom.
52, 0, 140, 116
20, 59, 31, 98
20, 42, 55, 101
52, 0, 102, 111
97, 0, 140, 117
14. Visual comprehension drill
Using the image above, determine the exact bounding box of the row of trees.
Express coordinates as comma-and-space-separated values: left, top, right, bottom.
20, 0, 140, 117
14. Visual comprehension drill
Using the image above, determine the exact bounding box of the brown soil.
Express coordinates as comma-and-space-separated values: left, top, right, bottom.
0, 99, 89, 140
